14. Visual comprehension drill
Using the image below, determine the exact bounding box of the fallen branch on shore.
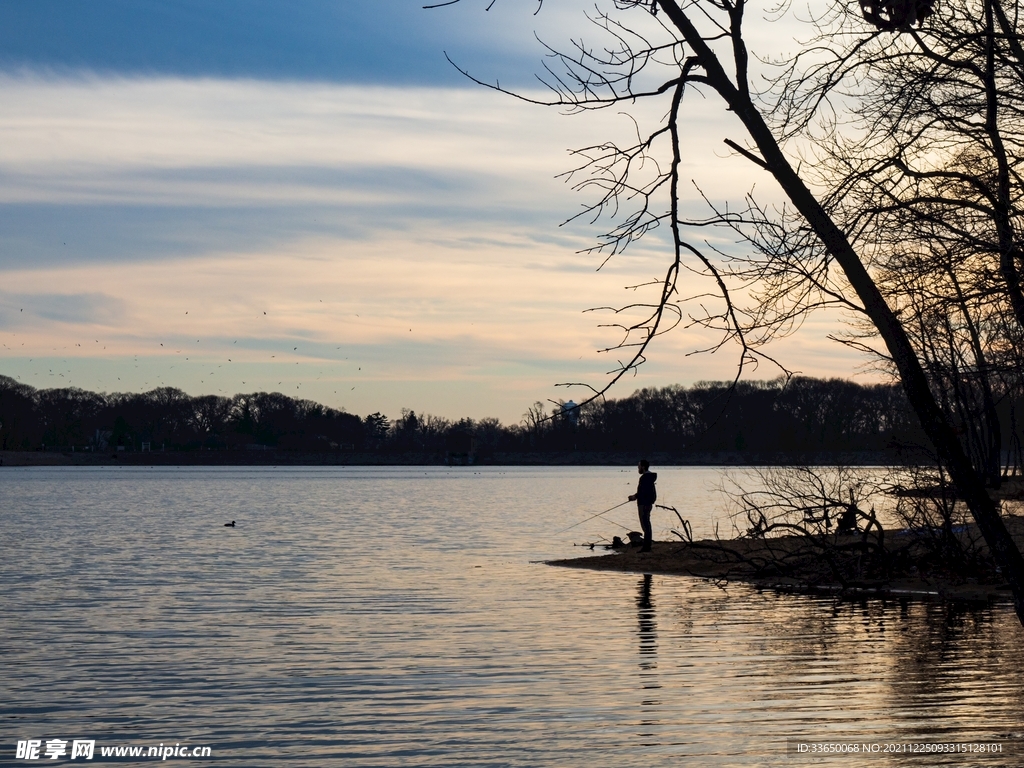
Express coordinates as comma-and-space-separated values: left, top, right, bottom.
548, 515, 1024, 605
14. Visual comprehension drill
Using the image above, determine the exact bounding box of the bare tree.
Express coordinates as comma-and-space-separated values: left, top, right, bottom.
787, 0, 1024, 490
722, 464, 997, 588
435, 0, 1024, 625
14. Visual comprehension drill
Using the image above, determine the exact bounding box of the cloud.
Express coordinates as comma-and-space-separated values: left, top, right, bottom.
0, 290, 127, 326
0, 0, 809, 91
0, 231, 872, 420
0, 74, 760, 274
0, 73, 872, 421
0, 0, 557, 86
0, 74, 755, 195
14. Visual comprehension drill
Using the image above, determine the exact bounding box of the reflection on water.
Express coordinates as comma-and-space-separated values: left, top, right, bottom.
1, 466, 1022, 766
636, 574, 661, 742
637, 574, 658, 669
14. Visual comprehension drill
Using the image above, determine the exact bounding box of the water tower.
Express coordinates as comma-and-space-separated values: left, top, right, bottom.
562, 400, 580, 427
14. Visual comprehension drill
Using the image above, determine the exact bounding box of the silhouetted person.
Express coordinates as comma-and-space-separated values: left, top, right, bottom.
628, 459, 657, 552
838, 504, 858, 533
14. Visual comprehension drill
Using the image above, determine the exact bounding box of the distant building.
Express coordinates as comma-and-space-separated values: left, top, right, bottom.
562, 400, 580, 427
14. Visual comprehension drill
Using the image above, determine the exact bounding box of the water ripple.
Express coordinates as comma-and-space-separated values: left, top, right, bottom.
2, 466, 1023, 766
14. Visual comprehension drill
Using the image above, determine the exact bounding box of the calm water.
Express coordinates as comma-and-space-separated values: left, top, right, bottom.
2, 466, 1023, 766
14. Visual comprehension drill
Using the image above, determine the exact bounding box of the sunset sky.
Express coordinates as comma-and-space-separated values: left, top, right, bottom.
0, 0, 870, 423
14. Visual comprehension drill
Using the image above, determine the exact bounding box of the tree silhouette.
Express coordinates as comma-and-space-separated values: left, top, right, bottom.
437, 0, 1024, 625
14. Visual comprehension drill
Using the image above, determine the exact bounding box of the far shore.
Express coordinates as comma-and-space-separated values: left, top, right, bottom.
547, 515, 1024, 605
0, 448, 909, 468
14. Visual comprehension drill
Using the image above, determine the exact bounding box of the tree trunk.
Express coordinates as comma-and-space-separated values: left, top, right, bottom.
657, 0, 1024, 626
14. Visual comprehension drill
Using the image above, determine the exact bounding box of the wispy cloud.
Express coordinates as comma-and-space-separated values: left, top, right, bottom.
0, 73, 868, 420
0, 75, 758, 204
0, 290, 127, 326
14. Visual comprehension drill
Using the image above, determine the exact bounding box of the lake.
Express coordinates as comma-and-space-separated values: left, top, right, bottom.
2, 466, 1023, 765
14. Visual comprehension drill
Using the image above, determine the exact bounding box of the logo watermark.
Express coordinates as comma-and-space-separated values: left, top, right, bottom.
15, 740, 212, 761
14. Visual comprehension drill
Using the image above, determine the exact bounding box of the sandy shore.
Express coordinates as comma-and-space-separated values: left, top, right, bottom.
547, 517, 1024, 603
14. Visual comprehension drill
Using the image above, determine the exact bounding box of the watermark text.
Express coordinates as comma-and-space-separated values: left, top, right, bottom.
16, 739, 212, 761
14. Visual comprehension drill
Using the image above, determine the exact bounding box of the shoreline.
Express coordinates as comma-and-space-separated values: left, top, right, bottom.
0, 448, 911, 468
546, 520, 1024, 605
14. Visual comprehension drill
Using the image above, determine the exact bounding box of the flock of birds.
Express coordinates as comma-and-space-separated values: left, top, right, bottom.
3, 303, 386, 403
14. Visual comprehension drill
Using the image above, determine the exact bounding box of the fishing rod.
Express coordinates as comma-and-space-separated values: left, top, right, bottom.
555, 499, 633, 535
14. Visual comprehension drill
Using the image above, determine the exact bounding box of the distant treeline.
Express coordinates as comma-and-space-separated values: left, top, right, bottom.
0, 374, 937, 458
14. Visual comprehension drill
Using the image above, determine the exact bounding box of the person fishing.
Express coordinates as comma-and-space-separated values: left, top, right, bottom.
628, 459, 657, 552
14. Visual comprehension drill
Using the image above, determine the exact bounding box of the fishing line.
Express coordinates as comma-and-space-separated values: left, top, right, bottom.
555, 499, 634, 535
